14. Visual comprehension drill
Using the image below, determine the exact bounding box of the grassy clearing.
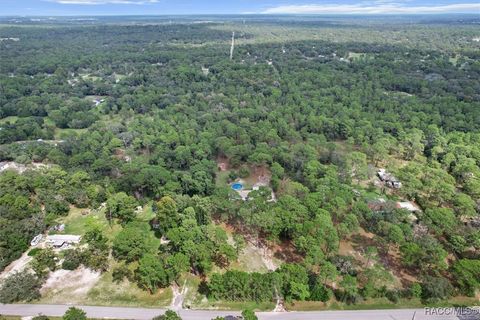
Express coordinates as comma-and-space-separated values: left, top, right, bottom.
54, 127, 88, 139
181, 273, 205, 309
181, 272, 275, 311
230, 241, 280, 273
361, 189, 383, 201
348, 52, 369, 60
80, 74, 102, 82
43, 117, 56, 127
185, 277, 275, 312
208, 301, 275, 311
86, 269, 172, 307
216, 223, 280, 273
215, 169, 232, 187
54, 206, 121, 242
286, 296, 480, 311
0, 116, 18, 124
449, 55, 459, 66
136, 203, 156, 222
286, 298, 419, 311
114, 73, 126, 82
229, 246, 269, 273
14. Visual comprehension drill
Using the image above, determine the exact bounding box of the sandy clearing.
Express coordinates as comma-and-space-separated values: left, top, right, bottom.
0, 252, 33, 280
41, 267, 101, 300
245, 239, 279, 271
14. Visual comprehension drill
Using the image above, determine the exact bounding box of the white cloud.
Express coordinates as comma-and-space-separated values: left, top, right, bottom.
262, 2, 480, 14
47, 0, 158, 4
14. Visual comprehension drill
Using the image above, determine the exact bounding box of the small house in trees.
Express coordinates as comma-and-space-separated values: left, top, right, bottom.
46, 235, 81, 248
377, 169, 402, 189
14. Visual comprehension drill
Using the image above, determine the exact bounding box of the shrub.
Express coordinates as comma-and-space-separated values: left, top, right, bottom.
421, 276, 453, 302
61, 249, 84, 270
451, 259, 480, 296
0, 272, 41, 303
386, 290, 400, 303
63, 307, 86, 320
28, 248, 43, 257
238, 167, 250, 178
228, 171, 238, 182
152, 310, 182, 320
31, 248, 57, 277
112, 264, 133, 283
410, 282, 422, 299
309, 284, 333, 302
241, 309, 258, 320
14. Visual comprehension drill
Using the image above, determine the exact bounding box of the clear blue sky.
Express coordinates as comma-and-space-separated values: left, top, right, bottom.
2, 0, 480, 16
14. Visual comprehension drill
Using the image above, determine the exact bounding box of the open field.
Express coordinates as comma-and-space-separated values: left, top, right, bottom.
39, 267, 102, 305
86, 270, 172, 307
286, 296, 480, 311
0, 116, 18, 124
54, 206, 122, 241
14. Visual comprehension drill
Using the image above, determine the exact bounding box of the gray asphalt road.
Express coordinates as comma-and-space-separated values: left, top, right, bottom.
1, 304, 479, 320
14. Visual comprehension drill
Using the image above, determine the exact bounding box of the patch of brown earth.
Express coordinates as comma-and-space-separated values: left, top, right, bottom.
216, 155, 229, 171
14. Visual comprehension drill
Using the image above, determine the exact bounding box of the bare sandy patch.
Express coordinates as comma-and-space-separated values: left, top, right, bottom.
0, 252, 33, 280
234, 239, 280, 272
40, 266, 101, 303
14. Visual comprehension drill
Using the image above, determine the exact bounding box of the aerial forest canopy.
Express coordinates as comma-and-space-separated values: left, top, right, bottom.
0, 15, 479, 308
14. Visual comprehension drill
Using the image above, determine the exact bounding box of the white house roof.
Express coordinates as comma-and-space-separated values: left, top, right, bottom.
46, 235, 81, 243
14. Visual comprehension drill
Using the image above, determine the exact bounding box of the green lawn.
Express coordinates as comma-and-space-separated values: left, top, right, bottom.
80, 74, 102, 82
215, 169, 232, 187
0, 116, 18, 124
348, 52, 369, 61
54, 127, 88, 139
54, 206, 121, 242
449, 55, 459, 66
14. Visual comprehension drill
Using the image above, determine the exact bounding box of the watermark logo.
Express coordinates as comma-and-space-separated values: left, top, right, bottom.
424, 306, 480, 317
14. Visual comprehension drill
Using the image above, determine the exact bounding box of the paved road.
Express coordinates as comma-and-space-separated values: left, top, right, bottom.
1, 304, 479, 320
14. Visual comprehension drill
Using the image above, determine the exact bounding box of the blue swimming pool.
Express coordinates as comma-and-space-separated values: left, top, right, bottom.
231, 182, 243, 191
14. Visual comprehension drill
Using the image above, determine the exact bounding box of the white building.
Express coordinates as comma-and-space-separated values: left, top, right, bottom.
46, 235, 81, 248
30, 234, 43, 246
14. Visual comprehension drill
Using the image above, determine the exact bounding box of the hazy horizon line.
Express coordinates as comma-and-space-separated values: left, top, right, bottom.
2, 12, 479, 17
